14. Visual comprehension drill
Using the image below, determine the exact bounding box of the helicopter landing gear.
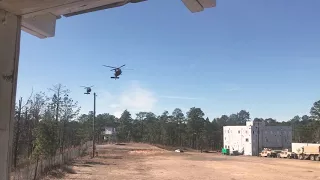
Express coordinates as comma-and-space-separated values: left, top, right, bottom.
111, 77, 119, 79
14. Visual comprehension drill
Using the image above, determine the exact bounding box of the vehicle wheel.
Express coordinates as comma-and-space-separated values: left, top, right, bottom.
316, 156, 320, 161
267, 154, 271, 158
298, 154, 304, 160
310, 155, 315, 161
287, 155, 291, 159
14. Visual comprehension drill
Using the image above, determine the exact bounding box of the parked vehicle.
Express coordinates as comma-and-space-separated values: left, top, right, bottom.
297, 145, 320, 161
259, 148, 279, 158
277, 149, 297, 159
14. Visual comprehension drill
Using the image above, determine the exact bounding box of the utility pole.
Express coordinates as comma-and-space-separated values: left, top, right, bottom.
257, 121, 260, 157
82, 86, 96, 158
92, 92, 96, 158
179, 120, 182, 148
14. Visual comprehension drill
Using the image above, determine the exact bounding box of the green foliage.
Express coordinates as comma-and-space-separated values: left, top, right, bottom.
116, 110, 133, 142
13, 84, 320, 168
33, 119, 59, 158
113, 101, 320, 149
310, 100, 320, 121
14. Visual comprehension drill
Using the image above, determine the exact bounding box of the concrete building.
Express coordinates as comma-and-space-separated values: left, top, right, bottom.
223, 121, 292, 156
102, 126, 117, 143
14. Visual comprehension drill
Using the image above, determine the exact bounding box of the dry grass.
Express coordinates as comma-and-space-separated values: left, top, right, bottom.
42, 143, 320, 180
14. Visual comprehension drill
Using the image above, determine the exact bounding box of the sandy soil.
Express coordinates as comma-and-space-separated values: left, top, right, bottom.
44, 143, 320, 180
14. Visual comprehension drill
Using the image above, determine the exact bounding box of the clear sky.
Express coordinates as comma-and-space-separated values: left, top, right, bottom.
17, 0, 320, 121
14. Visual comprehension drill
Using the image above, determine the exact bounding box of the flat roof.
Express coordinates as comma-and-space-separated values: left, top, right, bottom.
0, 0, 216, 38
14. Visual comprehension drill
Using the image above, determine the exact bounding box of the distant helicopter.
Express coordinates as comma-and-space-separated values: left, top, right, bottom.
102, 64, 132, 79
81, 86, 93, 94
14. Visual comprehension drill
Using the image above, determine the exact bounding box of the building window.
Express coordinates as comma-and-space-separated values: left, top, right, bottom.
253, 131, 254, 134
245, 138, 249, 142
265, 139, 268, 142
238, 130, 240, 134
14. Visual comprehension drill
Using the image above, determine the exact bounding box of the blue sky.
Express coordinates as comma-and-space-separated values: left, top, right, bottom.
17, 0, 320, 121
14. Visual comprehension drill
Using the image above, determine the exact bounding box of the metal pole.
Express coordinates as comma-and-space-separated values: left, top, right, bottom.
257, 122, 260, 156
92, 92, 96, 158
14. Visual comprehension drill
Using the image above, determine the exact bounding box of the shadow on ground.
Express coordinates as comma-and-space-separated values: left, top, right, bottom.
84, 161, 107, 165
73, 164, 92, 168
45, 165, 77, 179
97, 155, 123, 159
115, 143, 126, 146
186, 155, 227, 162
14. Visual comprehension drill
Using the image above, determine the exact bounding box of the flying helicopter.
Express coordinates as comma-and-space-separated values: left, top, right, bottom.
81, 85, 94, 94
102, 64, 132, 79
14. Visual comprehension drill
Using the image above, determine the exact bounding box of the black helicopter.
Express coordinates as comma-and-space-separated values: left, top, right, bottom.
103, 64, 131, 79
81, 86, 93, 94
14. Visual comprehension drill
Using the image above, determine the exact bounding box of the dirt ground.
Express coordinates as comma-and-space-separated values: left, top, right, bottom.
44, 143, 320, 180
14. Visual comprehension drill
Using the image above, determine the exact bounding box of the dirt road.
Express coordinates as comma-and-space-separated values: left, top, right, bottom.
44, 143, 320, 180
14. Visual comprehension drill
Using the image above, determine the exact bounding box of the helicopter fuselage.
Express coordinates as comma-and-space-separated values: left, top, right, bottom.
103, 64, 126, 79
114, 68, 122, 77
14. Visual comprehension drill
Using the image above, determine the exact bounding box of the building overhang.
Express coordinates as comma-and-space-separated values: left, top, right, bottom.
0, 0, 215, 38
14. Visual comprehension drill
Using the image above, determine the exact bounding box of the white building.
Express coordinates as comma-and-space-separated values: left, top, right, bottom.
223, 121, 292, 156
103, 127, 116, 135
102, 126, 117, 142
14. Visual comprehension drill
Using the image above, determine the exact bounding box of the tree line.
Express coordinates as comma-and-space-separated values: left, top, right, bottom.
114, 106, 320, 150
12, 84, 320, 168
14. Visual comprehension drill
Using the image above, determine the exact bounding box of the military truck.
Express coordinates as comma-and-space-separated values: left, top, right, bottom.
276, 149, 297, 159
297, 145, 320, 161
259, 148, 279, 158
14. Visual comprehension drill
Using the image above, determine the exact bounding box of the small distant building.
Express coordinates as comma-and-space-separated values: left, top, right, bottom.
102, 126, 117, 143
223, 121, 292, 156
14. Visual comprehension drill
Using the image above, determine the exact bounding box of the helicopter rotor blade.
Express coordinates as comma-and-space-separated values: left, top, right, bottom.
103, 65, 117, 69
80, 85, 94, 88
118, 64, 126, 69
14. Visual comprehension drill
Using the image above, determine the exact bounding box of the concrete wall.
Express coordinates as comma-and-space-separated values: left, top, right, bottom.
249, 121, 292, 155
262, 126, 292, 149
249, 121, 264, 156
223, 126, 249, 155
223, 121, 292, 156
292, 143, 320, 153
0, 9, 21, 180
